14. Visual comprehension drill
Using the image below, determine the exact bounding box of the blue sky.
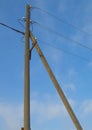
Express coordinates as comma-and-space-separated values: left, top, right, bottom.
0, 0, 92, 130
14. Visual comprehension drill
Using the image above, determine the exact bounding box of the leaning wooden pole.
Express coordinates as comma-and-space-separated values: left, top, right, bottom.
29, 31, 83, 130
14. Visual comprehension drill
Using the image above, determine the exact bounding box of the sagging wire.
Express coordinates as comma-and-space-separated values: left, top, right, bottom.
31, 6, 92, 37
0, 22, 24, 35
32, 21, 92, 52
0, 22, 25, 45
37, 38, 90, 62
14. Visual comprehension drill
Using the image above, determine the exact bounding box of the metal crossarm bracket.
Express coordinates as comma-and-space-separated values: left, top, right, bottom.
29, 41, 37, 60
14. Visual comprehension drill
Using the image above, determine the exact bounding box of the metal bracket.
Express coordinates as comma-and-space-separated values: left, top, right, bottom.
29, 41, 37, 60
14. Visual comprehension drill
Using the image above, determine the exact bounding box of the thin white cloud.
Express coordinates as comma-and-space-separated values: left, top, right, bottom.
1, 94, 91, 130
0, 93, 76, 130
31, 93, 77, 130
88, 61, 92, 68
82, 99, 92, 116
60, 69, 77, 92
68, 69, 77, 78
31, 93, 76, 124
31, 98, 67, 121
49, 48, 62, 66
0, 102, 23, 130
64, 83, 76, 91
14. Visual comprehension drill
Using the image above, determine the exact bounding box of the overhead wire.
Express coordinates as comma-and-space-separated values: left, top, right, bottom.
33, 21, 92, 52
38, 38, 90, 62
0, 22, 90, 62
0, 22, 24, 35
32, 6, 92, 37
0, 22, 26, 45
0, 21, 91, 62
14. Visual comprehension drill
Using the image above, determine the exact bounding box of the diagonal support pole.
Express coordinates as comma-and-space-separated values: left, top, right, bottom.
29, 31, 83, 130
0, 15, 83, 130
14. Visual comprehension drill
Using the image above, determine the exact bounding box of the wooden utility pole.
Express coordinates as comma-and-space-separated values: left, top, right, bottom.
24, 4, 30, 130
23, 4, 83, 130
29, 31, 83, 130
0, 4, 83, 130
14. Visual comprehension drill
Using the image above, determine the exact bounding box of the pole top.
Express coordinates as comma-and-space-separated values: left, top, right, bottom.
26, 4, 32, 9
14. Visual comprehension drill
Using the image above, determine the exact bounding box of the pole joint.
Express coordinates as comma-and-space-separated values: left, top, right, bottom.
29, 39, 37, 60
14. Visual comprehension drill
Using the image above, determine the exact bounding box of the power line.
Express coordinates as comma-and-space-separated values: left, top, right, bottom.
33, 21, 92, 52
1, 21, 92, 56
38, 38, 90, 62
0, 22, 24, 35
32, 6, 92, 37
